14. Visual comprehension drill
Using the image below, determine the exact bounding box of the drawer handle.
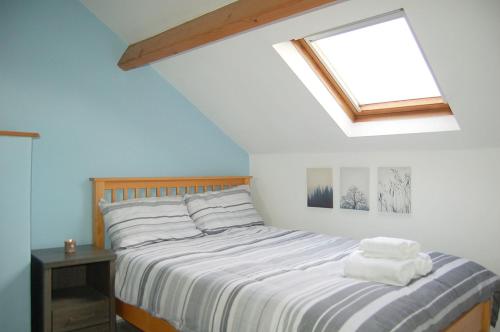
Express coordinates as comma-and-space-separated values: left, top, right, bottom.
67, 312, 96, 324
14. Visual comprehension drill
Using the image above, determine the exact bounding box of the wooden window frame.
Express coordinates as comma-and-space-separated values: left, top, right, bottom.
292, 39, 453, 123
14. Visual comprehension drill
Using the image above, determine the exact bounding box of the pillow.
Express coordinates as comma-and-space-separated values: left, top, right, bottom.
184, 185, 264, 234
99, 195, 203, 250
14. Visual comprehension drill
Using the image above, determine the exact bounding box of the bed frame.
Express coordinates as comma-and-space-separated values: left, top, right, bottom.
91, 176, 491, 332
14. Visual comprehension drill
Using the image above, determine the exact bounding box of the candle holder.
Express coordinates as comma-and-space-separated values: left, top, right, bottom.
64, 239, 76, 254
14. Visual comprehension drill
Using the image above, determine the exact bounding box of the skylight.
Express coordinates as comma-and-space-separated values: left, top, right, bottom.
273, 10, 460, 137
309, 15, 441, 106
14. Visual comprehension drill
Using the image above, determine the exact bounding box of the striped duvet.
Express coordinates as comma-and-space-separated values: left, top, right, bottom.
115, 226, 500, 332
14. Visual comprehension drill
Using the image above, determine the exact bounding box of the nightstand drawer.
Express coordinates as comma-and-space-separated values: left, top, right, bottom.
52, 299, 109, 331
74, 323, 109, 332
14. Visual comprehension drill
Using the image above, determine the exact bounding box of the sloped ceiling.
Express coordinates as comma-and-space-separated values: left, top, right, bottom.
82, 0, 500, 153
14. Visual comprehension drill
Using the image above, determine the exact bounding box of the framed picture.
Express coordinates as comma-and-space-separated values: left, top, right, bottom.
307, 168, 333, 208
377, 167, 411, 214
340, 167, 369, 211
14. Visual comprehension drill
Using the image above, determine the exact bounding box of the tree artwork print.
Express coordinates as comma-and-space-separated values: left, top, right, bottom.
340, 167, 370, 211
307, 168, 333, 208
377, 167, 411, 214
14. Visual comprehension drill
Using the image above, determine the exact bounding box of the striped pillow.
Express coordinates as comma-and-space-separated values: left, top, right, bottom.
99, 196, 203, 250
184, 185, 264, 234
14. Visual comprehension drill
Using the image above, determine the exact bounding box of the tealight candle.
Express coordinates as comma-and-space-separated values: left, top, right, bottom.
64, 239, 76, 254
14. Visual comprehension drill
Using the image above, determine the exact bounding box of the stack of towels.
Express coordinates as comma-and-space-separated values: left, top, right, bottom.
344, 237, 433, 286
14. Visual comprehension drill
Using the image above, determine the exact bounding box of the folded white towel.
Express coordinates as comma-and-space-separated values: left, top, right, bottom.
344, 250, 417, 286
360, 237, 421, 260
415, 252, 433, 276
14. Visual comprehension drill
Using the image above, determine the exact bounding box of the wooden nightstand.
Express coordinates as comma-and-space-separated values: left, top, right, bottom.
31, 245, 116, 332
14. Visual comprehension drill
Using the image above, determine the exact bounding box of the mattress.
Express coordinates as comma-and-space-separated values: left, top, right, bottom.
115, 226, 500, 332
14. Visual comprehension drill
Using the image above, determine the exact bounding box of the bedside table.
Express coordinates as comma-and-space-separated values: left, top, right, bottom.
31, 245, 116, 332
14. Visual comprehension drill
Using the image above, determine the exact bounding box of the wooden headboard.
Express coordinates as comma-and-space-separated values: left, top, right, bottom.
90, 176, 252, 249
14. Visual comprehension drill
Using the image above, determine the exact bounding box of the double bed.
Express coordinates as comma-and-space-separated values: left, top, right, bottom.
91, 176, 500, 332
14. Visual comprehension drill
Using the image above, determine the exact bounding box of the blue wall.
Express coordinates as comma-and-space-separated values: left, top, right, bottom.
0, 137, 32, 331
0, 0, 249, 249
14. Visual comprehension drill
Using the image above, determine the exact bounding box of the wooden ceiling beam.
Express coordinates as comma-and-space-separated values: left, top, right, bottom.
118, 0, 338, 71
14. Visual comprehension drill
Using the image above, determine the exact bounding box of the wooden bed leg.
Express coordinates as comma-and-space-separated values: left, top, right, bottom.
444, 300, 492, 332
481, 300, 491, 332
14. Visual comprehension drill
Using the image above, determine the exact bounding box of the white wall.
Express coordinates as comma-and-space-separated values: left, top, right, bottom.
250, 148, 500, 275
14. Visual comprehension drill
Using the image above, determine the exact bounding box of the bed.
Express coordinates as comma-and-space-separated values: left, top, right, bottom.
91, 176, 499, 332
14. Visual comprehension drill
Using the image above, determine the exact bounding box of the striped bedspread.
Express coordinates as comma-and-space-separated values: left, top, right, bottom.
115, 226, 500, 332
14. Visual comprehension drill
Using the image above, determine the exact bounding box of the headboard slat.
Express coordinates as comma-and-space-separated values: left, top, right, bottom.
90, 176, 251, 249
